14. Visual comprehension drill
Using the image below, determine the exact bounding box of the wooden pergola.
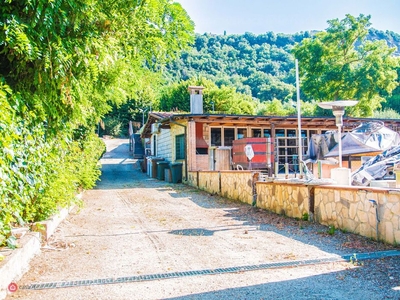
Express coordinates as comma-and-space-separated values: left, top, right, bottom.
142, 112, 400, 138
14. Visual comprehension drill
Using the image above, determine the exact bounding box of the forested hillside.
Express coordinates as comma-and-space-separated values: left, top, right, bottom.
164, 29, 400, 104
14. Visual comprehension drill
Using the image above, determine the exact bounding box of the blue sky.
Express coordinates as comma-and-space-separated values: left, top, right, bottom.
175, 0, 400, 35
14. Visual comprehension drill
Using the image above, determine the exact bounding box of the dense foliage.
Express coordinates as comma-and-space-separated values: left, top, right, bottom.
158, 76, 319, 117
164, 31, 308, 101
293, 14, 399, 117
0, 0, 194, 246
159, 77, 257, 114
162, 17, 400, 117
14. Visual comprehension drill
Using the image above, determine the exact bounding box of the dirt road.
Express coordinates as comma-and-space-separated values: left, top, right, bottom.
7, 139, 400, 299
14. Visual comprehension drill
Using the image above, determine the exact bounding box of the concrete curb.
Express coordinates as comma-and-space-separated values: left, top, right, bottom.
0, 199, 79, 299
0, 232, 41, 299
32, 205, 75, 241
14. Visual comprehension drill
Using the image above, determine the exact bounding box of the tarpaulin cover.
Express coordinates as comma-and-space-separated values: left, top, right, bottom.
307, 131, 337, 161
306, 122, 400, 160
325, 121, 400, 157
352, 145, 400, 186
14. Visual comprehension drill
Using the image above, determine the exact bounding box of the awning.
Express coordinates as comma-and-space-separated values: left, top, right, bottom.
196, 122, 209, 148
196, 137, 209, 148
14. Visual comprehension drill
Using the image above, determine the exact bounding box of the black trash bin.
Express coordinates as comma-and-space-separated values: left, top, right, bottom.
170, 162, 183, 183
157, 161, 170, 181
165, 167, 172, 183
150, 158, 164, 178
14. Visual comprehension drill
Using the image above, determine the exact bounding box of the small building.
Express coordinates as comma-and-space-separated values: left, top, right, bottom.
141, 86, 400, 181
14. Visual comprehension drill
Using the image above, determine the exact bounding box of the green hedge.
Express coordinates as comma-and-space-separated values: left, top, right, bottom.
0, 116, 105, 247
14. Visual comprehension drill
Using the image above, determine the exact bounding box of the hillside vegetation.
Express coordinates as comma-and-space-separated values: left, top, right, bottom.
163, 29, 400, 111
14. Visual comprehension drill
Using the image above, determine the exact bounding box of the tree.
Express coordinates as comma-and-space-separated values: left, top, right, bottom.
207, 85, 256, 114
257, 75, 296, 101
374, 108, 400, 119
258, 99, 295, 116
159, 77, 223, 112
159, 77, 256, 114
292, 14, 399, 117
102, 68, 164, 136
0, 0, 194, 245
1, 0, 195, 130
381, 65, 400, 113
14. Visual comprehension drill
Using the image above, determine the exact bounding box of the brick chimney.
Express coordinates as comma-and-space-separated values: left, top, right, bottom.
188, 86, 204, 114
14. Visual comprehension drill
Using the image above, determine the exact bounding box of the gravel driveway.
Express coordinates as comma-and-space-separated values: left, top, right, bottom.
7, 139, 400, 300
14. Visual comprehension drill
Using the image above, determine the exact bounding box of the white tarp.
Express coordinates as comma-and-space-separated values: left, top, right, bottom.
325, 121, 400, 157
352, 145, 400, 186
307, 122, 400, 160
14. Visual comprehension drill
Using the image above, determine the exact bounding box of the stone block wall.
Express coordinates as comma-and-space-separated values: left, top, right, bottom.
187, 171, 255, 204
314, 186, 400, 244
199, 172, 220, 195
187, 171, 220, 195
186, 171, 197, 187
186, 171, 400, 245
220, 171, 256, 205
256, 182, 310, 219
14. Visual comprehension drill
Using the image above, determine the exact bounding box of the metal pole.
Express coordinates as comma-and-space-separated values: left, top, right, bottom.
295, 59, 303, 176
337, 125, 343, 168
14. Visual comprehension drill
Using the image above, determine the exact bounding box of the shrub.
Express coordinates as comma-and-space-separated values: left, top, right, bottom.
0, 119, 105, 246
373, 108, 400, 119
103, 117, 123, 137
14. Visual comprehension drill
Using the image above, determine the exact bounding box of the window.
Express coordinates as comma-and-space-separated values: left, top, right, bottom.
224, 128, 234, 146
211, 128, 222, 146
274, 129, 312, 174
252, 128, 262, 137
153, 135, 157, 156
263, 129, 271, 138
275, 129, 285, 137
237, 128, 247, 139
175, 134, 185, 159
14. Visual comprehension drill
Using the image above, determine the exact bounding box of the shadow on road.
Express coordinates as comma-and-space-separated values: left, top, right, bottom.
97, 139, 396, 259
101, 142, 131, 159
164, 267, 394, 300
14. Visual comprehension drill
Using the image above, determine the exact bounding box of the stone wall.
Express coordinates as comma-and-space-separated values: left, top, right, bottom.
314, 186, 400, 244
187, 171, 220, 195
188, 171, 255, 204
220, 171, 256, 205
256, 182, 310, 219
186, 171, 400, 245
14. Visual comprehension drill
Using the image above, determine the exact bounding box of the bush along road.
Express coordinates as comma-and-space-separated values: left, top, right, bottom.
7, 139, 400, 300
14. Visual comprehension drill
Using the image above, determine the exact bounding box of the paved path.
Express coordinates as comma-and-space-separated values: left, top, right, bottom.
7, 139, 400, 300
